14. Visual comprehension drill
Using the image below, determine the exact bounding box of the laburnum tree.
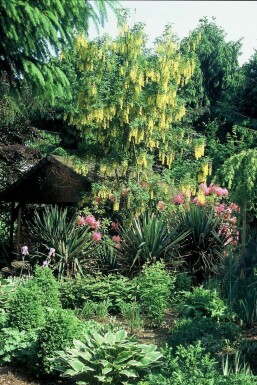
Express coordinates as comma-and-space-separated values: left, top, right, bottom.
61, 23, 211, 215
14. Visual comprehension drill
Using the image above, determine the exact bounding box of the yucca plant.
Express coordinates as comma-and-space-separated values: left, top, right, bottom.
176, 204, 229, 282
120, 211, 190, 269
30, 206, 96, 278
52, 329, 162, 385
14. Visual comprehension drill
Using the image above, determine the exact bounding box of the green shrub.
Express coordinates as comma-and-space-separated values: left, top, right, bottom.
138, 261, 175, 327
179, 286, 228, 320
53, 329, 163, 385
0, 327, 37, 366
36, 308, 83, 375
164, 341, 218, 385
59, 273, 139, 312
170, 317, 241, 356
33, 266, 61, 308
7, 283, 45, 331
174, 271, 192, 293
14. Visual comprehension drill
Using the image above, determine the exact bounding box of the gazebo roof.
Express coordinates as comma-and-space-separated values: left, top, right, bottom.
0, 155, 92, 204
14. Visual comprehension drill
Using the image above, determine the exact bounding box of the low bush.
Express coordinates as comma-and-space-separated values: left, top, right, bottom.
7, 282, 45, 331
35, 308, 83, 375
0, 328, 37, 366
179, 286, 228, 320
59, 273, 139, 312
170, 317, 241, 356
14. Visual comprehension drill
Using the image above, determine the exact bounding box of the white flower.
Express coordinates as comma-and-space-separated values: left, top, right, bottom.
21, 246, 29, 255
48, 248, 55, 257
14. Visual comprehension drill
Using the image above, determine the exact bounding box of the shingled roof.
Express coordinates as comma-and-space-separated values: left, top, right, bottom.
0, 155, 92, 204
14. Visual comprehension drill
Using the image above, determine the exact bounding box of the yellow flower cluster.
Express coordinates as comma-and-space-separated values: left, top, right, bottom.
137, 153, 148, 168
194, 143, 205, 160
197, 190, 206, 205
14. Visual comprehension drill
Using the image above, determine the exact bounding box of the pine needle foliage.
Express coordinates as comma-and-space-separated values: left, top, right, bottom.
0, 0, 120, 98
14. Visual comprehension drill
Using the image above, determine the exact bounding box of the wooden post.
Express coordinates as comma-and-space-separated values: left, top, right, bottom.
9, 202, 15, 250
16, 204, 22, 253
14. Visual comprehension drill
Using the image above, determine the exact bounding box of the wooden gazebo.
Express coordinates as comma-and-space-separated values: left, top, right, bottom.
0, 154, 92, 251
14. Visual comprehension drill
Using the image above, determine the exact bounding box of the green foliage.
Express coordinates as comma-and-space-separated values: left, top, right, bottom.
119, 301, 142, 335
0, 0, 120, 98
0, 328, 37, 365
138, 261, 175, 327
53, 329, 163, 385
174, 271, 192, 294
176, 204, 228, 281
33, 266, 61, 308
7, 282, 45, 331
59, 273, 139, 312
36, 307, 83, 375
164, 342, 218, 385
170, 317, 241, 356
179, 286, 228, 320
79, 299, 111, 321
121, 212, 190, 268
0, 277, 20, 310
30, 205, 96, 278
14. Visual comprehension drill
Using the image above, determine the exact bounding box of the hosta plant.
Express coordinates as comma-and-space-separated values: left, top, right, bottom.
53, 329, 163, 385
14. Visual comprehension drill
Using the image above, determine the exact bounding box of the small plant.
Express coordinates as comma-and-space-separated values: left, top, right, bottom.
0, 328, 37, 366
222, 351, 252, 376
179, 286, 228, 320
53, 329, 163, 385
138, 261, 175, 327
94, 299, 111, 321
80, 300, 96, 319
163, 341, 219, 385
0, 277, 20, 310
119, 300, 142, 334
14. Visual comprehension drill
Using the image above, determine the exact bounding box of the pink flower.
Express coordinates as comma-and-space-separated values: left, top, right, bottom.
111, 222, 119, 231
199, 183, 211, 196
112, 235, 121, 243
91, 220, 100, 230
173, 194, 185, 205
214, 187, 224, 197
230, 203, 240, 213
115, 243, 121, 249
228, 217, 237, 225
222, 188, 229, 197
92, 232, 102, 242
85, 215, 96, 227
192, 197, 198, 204
157, 200, 165, 210
215, 204, 225, 213
21, 246, 29, 255
76, 215, 85, 226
